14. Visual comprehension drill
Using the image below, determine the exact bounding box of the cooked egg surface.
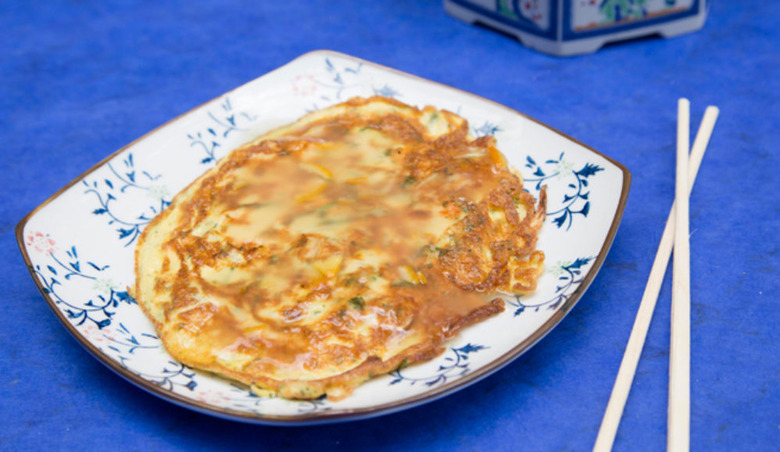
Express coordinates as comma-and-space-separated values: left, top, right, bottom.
135, 96, 545, 400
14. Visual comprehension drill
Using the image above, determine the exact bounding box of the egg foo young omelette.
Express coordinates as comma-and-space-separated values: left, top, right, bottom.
134, 96, 546, 401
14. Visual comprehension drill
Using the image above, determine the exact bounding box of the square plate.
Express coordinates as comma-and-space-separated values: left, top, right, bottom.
17, 50, 630, 424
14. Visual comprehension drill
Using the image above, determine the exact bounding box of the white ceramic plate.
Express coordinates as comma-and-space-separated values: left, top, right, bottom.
17, 50, 630, 424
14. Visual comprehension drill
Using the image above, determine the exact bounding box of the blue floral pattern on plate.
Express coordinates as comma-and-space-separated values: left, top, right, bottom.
83, 153, 171, 246
18, 50, 629, 424
508, 257, 595, 316
189, 97, 257, 164
389, 344, 487, 388
28, 241, 135, 329
524, 152, 604, 230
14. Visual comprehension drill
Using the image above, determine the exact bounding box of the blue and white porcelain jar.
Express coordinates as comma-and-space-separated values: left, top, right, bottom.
444, 0, 709, 56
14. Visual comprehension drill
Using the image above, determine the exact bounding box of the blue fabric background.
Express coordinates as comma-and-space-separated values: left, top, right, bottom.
2, 1, 778, 450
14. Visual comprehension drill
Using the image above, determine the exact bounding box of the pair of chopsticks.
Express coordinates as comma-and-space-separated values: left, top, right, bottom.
594, 100, 720, 452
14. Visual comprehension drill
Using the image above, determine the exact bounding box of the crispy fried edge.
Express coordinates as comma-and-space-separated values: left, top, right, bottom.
133, 96, 540, 400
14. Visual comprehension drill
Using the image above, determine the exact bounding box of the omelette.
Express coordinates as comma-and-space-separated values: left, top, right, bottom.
134, 96, 546, 401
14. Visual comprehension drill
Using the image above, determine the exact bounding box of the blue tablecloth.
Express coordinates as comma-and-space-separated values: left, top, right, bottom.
2, 1, 778, 450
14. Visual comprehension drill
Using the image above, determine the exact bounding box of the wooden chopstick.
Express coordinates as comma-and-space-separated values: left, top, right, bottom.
593, 104, 719, 452
669, 98, 691, 451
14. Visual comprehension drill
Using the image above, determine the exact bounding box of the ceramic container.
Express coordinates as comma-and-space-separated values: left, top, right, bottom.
444, 0, 709, 56
18, 51, 630, 424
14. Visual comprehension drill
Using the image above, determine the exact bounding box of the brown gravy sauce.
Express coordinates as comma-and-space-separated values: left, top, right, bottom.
168, 109, 532, 373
